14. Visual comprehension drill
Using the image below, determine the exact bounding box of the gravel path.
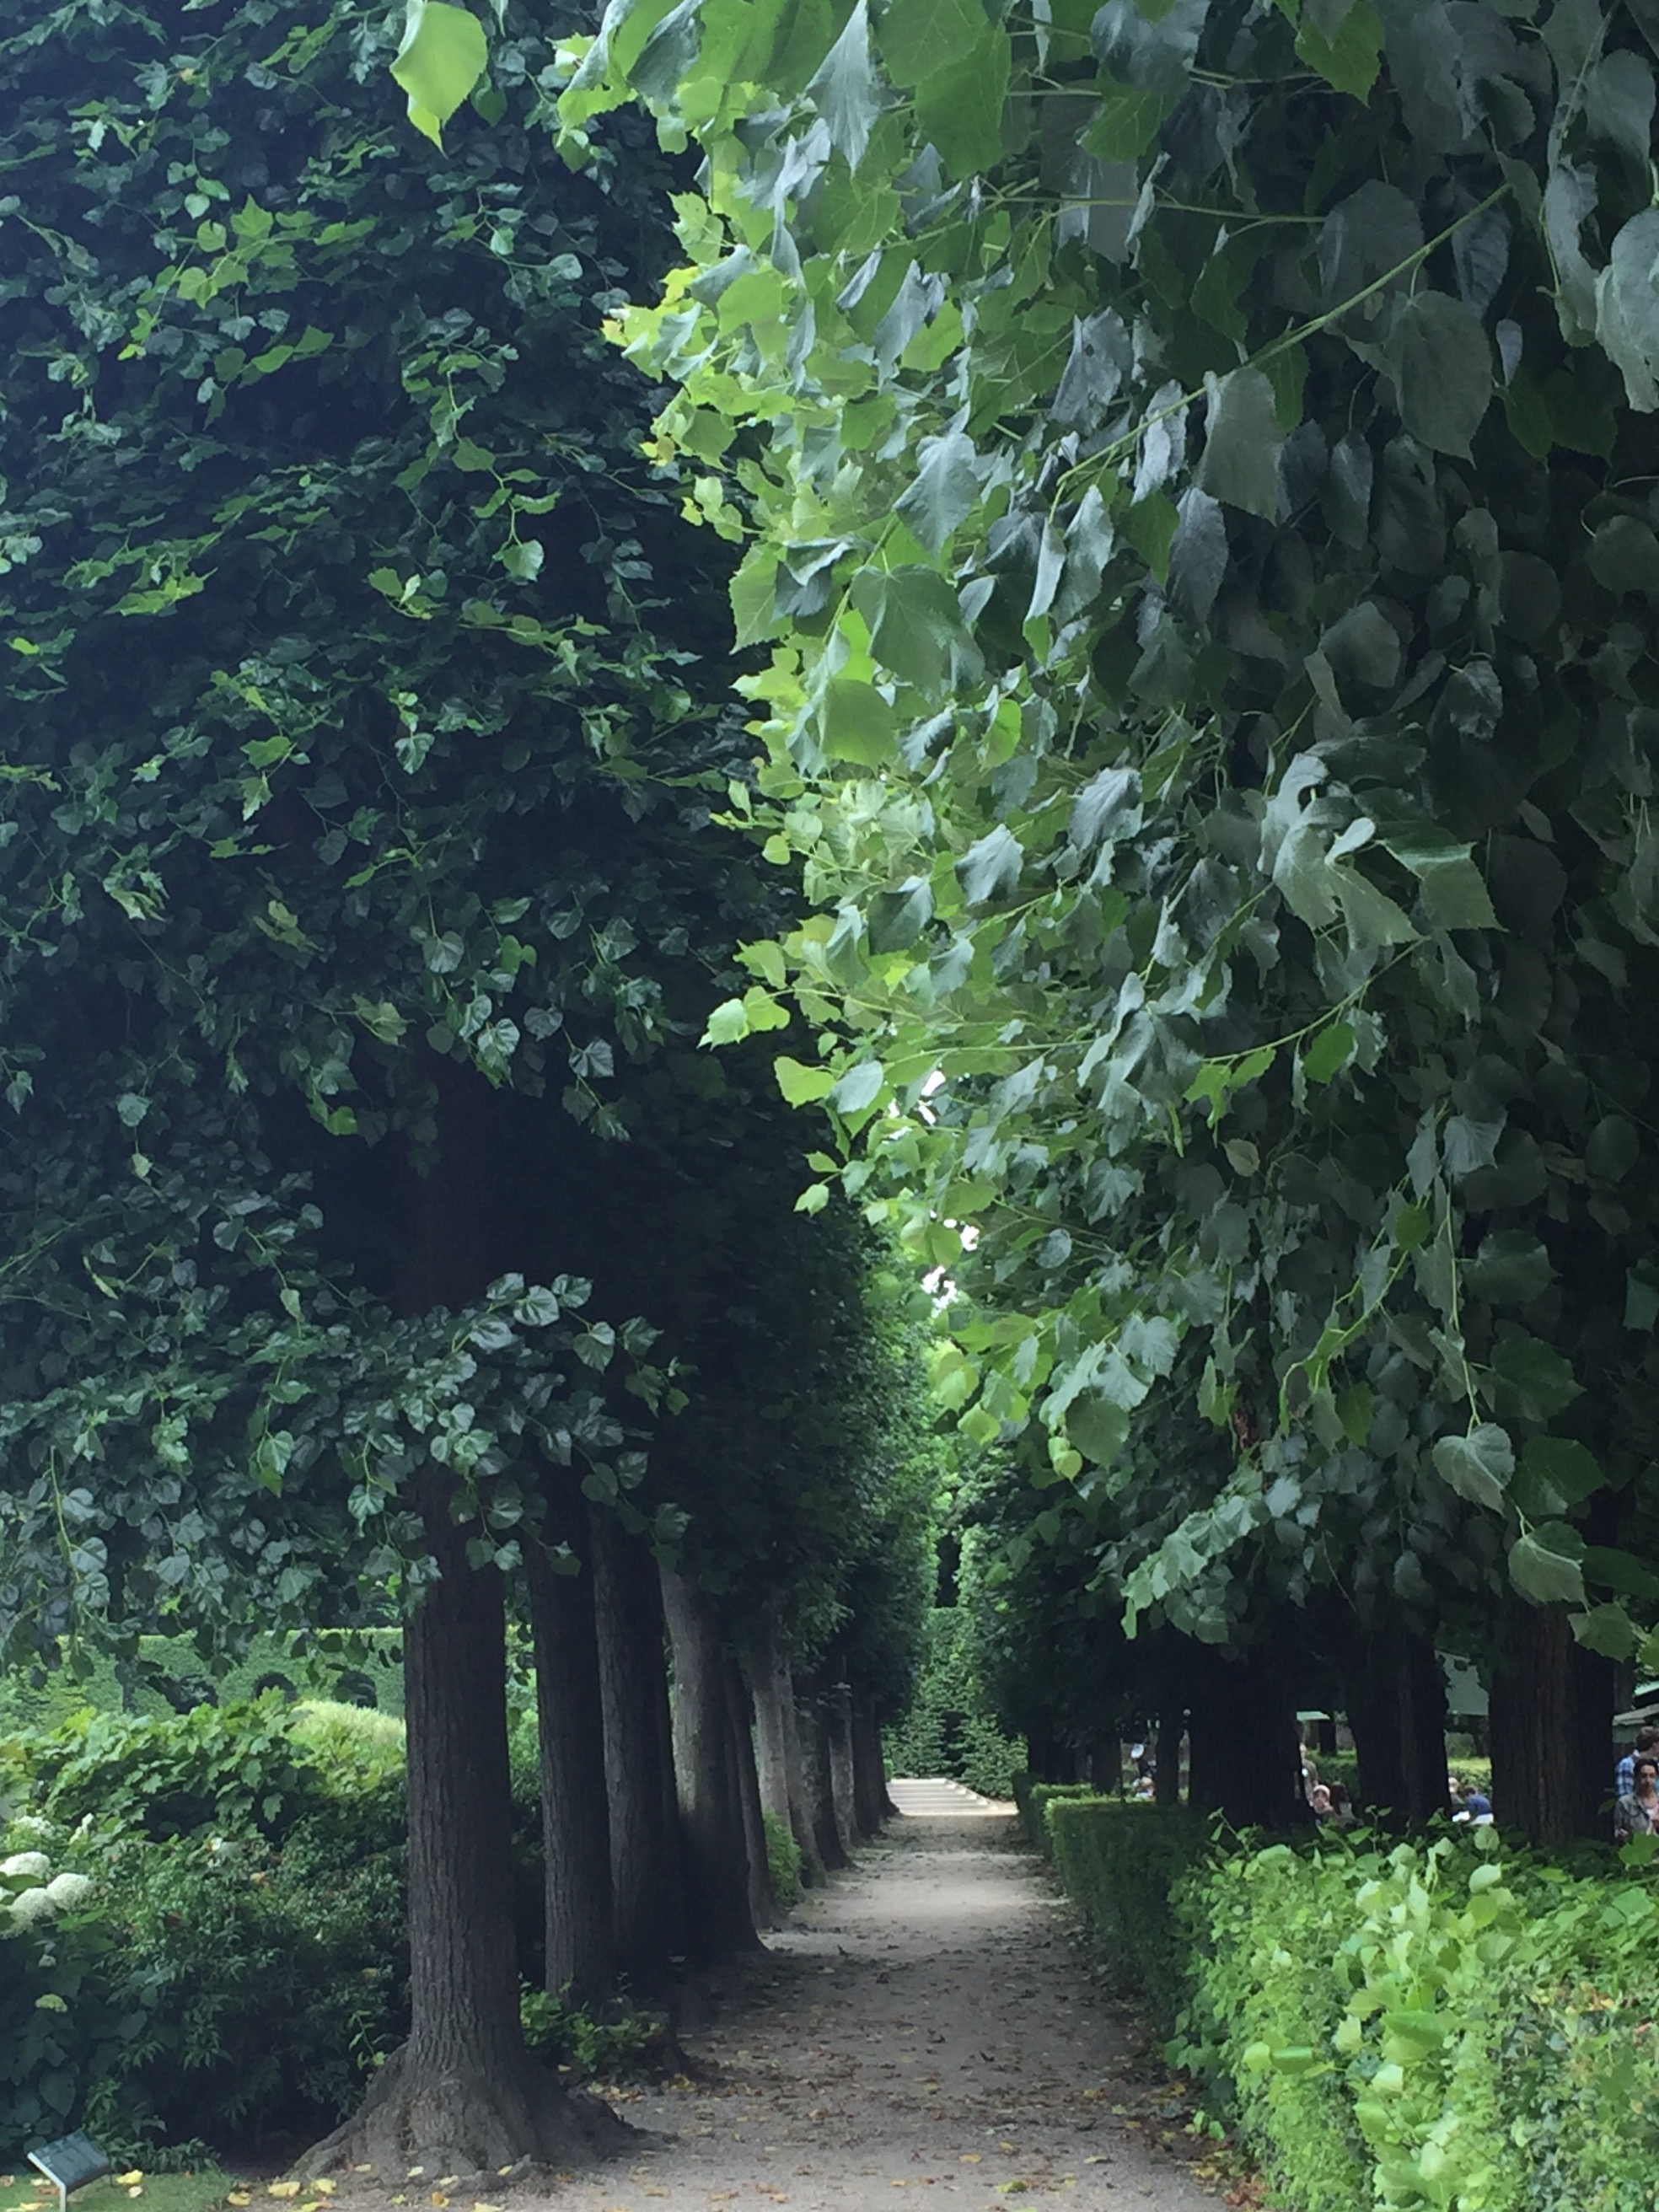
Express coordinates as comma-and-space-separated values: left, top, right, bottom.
550, 1781, 1223, 2212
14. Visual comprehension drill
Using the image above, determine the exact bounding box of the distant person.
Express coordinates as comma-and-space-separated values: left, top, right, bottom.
1310, 1782, 1332, 1819
1616, 1726, 1659, 1799
1327, 1783, 1356, 1829
1615, 1755, 1659, 1839
1464, 1786, 1493, 1824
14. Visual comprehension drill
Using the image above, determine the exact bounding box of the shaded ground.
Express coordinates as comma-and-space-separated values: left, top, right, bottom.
546, 1780, 1225, 2212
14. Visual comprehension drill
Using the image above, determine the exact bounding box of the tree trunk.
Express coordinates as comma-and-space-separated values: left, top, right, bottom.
1345, 1629, 1450, 1828
1154, 1700, 1184, 1807
850, 1699, 891, 1833
302, 1486, 619, 2177
827, 1683, 858, 1850
748, 1613, 825, 1877
527, 1474, 614, 2007
1187, 1651, 1302, 1829
659, 1565, 758, 1957
726, 1659, 779, 1929
1490, 1598, 1614, 1844
590, 1506, 685, 1996
776, 1663, 829, 1883
301, 1067, 622, 2177
798, 1691, 851, 1871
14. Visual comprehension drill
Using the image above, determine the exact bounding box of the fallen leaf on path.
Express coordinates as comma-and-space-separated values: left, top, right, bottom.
269, 2186, 301, 2200
430, 2193, 448, 2207
116, 2177, 145, 2190
958, 2156, 980, 2166
227, 2193, 250, 2204
472, 2200, 504, 2209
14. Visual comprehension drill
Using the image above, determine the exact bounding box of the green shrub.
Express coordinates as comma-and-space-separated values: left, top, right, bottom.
762, 1809, 803, 1909
518, 1987, 669, 2083
14, 1700, 327, 1842
1044, 1798, 1207, 2040
1037, 1813, 1659, 2212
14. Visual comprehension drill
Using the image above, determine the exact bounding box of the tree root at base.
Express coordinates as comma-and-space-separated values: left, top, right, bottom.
297, 2045, 632, 2182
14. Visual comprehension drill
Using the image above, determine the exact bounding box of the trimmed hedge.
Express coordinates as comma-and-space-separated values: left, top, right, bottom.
1041, 1797, 1659, 2212
1044, 1798, 1206, 2040
1009, 1772, 1099, 1855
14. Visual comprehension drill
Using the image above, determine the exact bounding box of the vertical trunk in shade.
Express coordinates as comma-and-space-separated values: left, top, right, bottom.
726, 1658, 779, 1928
827, 1683, 858, 1846
850, 1699, 892, 1833
527, 1470, 615, 2006
1187, 1650, 1302, 1828
659, 1565, 758, 1956
1345, 1629, 1451, 1828
1490, 1599, 1613, 1844
591, 1505, 685, 1994
798, 1690, 851, 1871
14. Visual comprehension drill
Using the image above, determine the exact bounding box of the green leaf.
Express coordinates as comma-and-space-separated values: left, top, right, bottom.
821, 679, 897, 765
391, 0, 489, 149
829, 1058, 885, 1114
915, 19, 1009, 178
701, 997, 750, 1046
1582, 1546, 1659, 1603
1196, 368, 1282, 520
1431, 1422, 1513, 1512
1066, 1393, 1130, 1467
1294, 0, 1383, 98
1573, 1603, 1640, 1662
1079, 78, 1169, 162
1302, 1021, 1354, 1085
1464, 1232, 1552, 1306
807, 0, 882, 171
1515, 1436, 1605, 1518
956, 824, 1023, 908
775, 1055, 836, 1105
894, 419, 980, 556
851, 566, 968, 690
1596, 210, 1659, 410
1509, 1524, 1587, 1608
1489, 1336, 1582, 1421
1393, 291, 1492, 458
1586, 1114, 1640, 1182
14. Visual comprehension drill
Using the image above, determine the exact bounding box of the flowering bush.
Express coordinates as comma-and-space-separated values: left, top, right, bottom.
0, 1826, 140, 2160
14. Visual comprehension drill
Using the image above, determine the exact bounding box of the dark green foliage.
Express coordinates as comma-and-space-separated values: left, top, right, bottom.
0, 0, 728, 1667
517, 1987, 668, 2084
1043, 1799, 1208, 2043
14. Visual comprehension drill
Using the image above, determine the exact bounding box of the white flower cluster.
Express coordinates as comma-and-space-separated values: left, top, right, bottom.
2, 1848, 94, 1928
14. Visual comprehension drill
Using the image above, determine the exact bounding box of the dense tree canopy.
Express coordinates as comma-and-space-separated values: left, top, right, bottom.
556, 0, 1659, 1771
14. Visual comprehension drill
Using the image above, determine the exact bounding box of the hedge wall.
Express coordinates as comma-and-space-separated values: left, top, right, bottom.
1041, 1799, 1659, 2212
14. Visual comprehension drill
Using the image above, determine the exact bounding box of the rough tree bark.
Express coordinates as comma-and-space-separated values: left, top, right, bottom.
303, 1485, 620, 2177
527, 1472, 614, 2006
590, 1505, 685, 1995
659, 1564, 759, 1957
749, 1616, 827, 1882
1490, 1598, 1614, 1844
827, 1682, 858, 1846
850, 1699, 892, 1833
1187, 1650, 1302, 1828
1345, 1627, 1450, 1828
798, 1689, 851, 1871
726, 1658, 780, 1929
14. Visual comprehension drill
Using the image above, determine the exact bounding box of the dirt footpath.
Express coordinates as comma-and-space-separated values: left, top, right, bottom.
554, 1780, 1223, 2212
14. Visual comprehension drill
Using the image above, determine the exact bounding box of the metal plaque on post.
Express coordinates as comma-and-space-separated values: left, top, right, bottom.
27, 2132, 113, 2212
